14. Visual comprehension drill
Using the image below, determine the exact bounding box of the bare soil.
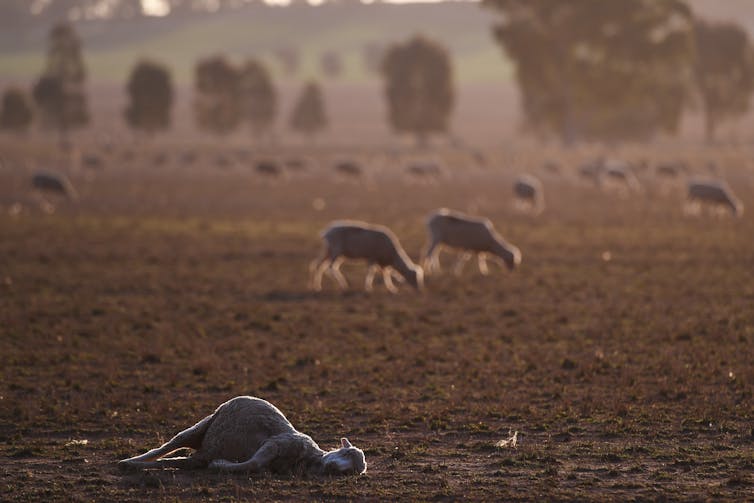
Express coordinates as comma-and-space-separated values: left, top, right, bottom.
1, 140, 753, 501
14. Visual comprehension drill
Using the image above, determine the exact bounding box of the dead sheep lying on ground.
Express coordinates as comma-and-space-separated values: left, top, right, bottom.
119, 396, 367, 476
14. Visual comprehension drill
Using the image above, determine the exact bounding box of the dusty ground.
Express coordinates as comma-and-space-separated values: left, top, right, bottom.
1, 140, 753, 501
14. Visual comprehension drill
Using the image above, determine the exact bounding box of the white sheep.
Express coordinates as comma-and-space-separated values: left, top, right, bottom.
655, 161, 686, 179
686, 178, 743, 217
119, 396, 367, 475
578, 159, 603, 187
334, 161, 362, 178
31, 171, 78, 200
310, 220, 423, 293
513, 174, 545, 214
405, 161, 443, 182
602, 160, 641, 192
422, 208, 521, 276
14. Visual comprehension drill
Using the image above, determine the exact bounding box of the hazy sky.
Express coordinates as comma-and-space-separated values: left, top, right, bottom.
141, 0, 453, 14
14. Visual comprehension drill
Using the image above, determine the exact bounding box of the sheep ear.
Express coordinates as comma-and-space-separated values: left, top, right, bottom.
341, 438, 352, 448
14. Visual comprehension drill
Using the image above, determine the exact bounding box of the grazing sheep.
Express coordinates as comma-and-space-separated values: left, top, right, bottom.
542, 160, 560, 175
423, 208, 521, 276
285, 158, 309, 172
405, 162, 443, 182
686, 178, 743, 217
578, 159, 603, 186
334, 161, 362, 178
513, 174, 545, 214
656, 162, 683, 178
213, 155, 234, 169
235, 148, 252, 161
255, 160, 283, 178
31, 172, 77, 200
181, 150, 198, 165
119, 396, 366, 476
310, 220, 423, 293
81, 154, 103, 171
602, 160, 641, 192
153, 152, 169, 166
470, 149, 487, 167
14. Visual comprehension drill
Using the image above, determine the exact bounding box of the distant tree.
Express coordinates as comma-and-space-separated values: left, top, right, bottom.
194, 56, 241, 137
0, 1, 32, 29
239, 59, 277, 138
289, 81, 327, 138
273, 47, 300, 77
381, 35, 454, 144
0, 88, 33, 134
33, 22, 89, 146
363, 42, 385, 75
693, 20, 754, 143
114, 0, 146, 19
124, 60, 173, 135
320, 51, 343, 79
484, 0, 694, 144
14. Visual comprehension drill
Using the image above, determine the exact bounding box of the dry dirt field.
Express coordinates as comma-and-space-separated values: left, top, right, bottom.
1, 139, 753, 501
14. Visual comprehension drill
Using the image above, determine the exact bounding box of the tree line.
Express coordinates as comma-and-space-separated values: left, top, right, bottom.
0, 22, 330, 145
0, 21, 436, 145
2, 0, 754, 146
484, 0, 754, 143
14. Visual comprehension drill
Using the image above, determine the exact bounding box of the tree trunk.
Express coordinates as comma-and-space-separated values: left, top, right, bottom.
704, 109, 717, 144
557, 47, 578, 147
415, 132, 429, 149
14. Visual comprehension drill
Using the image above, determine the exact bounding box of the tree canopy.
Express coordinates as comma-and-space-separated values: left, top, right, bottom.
484, 0, 695, 143
693, 19, 754, 142
289, 81, 327, 138
125, 60, 174, 134
0, 88, 33, 134
194, 56, 241, 136
33, 22, 89, 144
239, 59, 277, 137
320, 51, 343, 79
382, 35, 455, 143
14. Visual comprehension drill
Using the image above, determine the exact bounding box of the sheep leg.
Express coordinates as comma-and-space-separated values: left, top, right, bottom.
364, 264, 379, 292
453, 252, 472, 276
119, 414, 213, 470
328, 257, 348, 289
422, 240, 441, 273
311, 260, 331, 291
683, 199, 701, 216
209, 440, 280, 473
477, 254, 490, 275
382, 269, 399, 294
430, 250, 442, 273
120, 456, 204, 470
309, 250, 332, 291
390, 269, 406, 284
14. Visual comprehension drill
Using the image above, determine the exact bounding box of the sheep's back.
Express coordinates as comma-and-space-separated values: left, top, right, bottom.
195, 396, 297, 462
688, 181, 733, 203
430, 215, 496, 252
325, 224, 398, 266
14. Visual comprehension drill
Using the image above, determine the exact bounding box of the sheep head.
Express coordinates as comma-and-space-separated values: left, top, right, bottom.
405, 265, 424, 290
322, 438, 367, 475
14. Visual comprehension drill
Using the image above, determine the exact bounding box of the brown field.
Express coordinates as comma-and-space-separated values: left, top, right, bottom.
1, 139, 753, 501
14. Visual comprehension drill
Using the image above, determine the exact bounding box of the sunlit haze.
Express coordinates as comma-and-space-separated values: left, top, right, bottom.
142, 0, 459, 12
